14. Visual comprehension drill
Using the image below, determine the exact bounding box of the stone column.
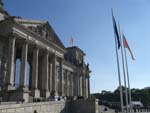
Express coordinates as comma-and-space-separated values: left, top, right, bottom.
52, 55, 57, 96
82, 75, 85, 98
66, 71, 70, 96
85, 77, 89, 98
88, 76, 90, 98
7, 37, 16, 90
18, 41, 29, 102
73, 73, 77, 96
1, 60, 7, 90
56, 66, 59, 95
41, 51, 50, 97
59, 58, 64, 96
62, 70, 65, 96
85, 77, 87, 98
79, 75, 83, 96
77, 75, 80, 96
49, 62, 52, 95
31, 47, 40, 98
69, 73, 73, 96
64, 70, 67, 96
20, 41, 28, 89
71, 73, 74, 96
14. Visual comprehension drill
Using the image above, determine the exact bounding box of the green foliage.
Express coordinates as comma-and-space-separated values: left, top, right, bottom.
0, 6, 2, 12
92, 87, 150, 106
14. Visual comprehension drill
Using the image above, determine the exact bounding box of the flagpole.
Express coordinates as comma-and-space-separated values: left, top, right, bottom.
114, 35, 124, 112
118, 22, 129, 112
111, 9, 124, 112
123, 39, 132, 112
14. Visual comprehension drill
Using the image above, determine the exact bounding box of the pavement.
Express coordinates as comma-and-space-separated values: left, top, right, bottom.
98, 105, 116, 113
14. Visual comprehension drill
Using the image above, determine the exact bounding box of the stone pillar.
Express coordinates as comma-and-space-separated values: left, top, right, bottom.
88, 76, 90, 98
83, 74, 88, 98
82, 75, 85, 98
73, 73, 78, 96
41, 51, 50, 98
67, 71, 70, 96
1, 61, 7, 90
49, 62, 52, 95
62, 70, 65, 96
17, 41, 29, 102
7, 37, 16, 90
70, 73, 74, 96
52, 55, 57, 96
64, 70, 67, 96
31, 47, 40, 98
79, 75, 83, 96
58, 58, 64, 96
56, 66, 59, 95
77, 75, 80, 96
85, 77, 89, 98
20, 41, 28, 88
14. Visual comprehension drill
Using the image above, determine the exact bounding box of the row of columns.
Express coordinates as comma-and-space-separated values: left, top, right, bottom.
6, 36, 77, 99
78, 74, 90, 98
58, 69, 74, 96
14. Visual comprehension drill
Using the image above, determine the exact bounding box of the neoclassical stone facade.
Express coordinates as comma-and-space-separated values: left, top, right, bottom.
0, 1, 91, 102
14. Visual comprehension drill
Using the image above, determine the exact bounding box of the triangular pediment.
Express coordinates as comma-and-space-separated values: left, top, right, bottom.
14, 18, 65, 50
43, 22, 66, 49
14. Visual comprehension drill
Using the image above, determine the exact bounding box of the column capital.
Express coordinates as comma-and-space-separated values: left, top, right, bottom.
50, 53, 57, 62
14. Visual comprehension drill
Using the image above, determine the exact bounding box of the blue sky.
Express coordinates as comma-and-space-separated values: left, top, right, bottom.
3, 0, 150, 93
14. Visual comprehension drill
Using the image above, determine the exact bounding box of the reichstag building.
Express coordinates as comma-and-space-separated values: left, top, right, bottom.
0, 0, 91, 102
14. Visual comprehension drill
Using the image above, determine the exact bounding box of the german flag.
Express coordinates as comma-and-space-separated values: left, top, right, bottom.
123, 34, 135, 60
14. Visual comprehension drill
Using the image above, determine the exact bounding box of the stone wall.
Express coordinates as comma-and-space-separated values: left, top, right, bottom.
0, 101, 69, 113
0, 99, 98, 113
69, 99, 99, 113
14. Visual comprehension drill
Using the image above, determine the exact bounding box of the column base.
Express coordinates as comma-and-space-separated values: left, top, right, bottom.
41, 90, 50, 98
17, 91, 29, 103
18, 86, 29, 92
30, 89, 40, 98
55, 91, 58, 96
9, 89, 29, 103
5, 84, 15, 91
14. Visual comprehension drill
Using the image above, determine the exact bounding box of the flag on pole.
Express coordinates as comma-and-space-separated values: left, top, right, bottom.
123, 34, 135, 60
112, 10, 124, 112
112, 14, 121, 49
70, 36, 74, 47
